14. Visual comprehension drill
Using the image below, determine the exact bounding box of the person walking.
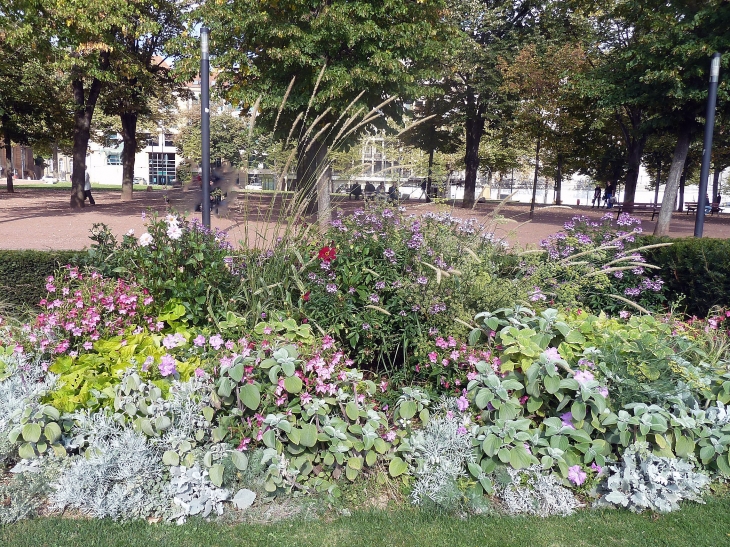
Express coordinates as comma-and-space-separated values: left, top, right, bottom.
591, 185, 602, 208
84, 171, 96, 205
604, 182, 614, 209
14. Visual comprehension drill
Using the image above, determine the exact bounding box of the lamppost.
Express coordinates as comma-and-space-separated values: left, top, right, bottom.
201, 27, 211, 228
695, 52, 722, 238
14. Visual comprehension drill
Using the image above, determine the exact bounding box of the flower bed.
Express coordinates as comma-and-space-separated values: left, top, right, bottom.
1, 208, 729, 524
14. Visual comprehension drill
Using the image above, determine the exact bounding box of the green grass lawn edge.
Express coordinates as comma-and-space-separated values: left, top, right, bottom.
3, 498, 730, 547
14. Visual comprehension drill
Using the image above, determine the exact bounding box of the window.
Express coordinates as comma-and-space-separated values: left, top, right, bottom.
107, 154, 122, 165
148, 152, 176, 185
145, 134, 158, 147
164, 134, 174, 147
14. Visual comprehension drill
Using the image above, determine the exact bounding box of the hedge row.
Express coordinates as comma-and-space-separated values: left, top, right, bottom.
638, 236, 730, 317
0, 250, 82, 318
1, 238, 729, 320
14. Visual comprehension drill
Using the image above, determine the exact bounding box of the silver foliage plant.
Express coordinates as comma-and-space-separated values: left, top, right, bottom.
169, 464, 231, 524
409, 398, 475, 507
0, 352, 57, 464
495, 465, 582, 517
51, 423, 170, 520
597, 442, 710, 513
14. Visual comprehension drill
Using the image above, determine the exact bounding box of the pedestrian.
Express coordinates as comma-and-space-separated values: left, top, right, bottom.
591, 185, 602, 208
84, 171, 96, 205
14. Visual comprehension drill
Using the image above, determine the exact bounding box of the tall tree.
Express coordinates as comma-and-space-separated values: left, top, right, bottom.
181, 0, 448, 221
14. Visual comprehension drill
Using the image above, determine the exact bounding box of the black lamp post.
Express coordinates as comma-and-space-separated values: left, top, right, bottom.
695, 52, 722, 238
201, 27, 211, 228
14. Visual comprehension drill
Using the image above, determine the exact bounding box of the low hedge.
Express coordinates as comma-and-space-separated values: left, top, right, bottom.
0, 250, 82, 318
638, 236, 730, 317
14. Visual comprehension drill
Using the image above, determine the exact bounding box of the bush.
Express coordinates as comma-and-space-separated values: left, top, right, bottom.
638, 236, 730, 317
85, 215, 243, 325
0, 250, 81, 318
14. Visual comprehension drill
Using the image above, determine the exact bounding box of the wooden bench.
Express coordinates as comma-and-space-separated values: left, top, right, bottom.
614, 202, 659, 220
710, 202, 724, 215
685, 201, 698, 214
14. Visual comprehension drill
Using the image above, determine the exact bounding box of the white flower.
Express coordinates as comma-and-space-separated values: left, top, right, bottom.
139, 232, 153, 247
126, 229, 135, 236
165, 214, 178, 224
167, 224, 183, 240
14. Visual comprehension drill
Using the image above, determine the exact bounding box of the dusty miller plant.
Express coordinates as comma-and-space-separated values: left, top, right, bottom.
597, 442, 710, 513
51, 423, 170, 520
169, 464, 231, 524
409, 398, 475, 509
493, 465, 582, 517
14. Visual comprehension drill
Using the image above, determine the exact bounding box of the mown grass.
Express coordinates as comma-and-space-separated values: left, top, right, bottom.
3, 498, 730, 547
11, 182, 160, 191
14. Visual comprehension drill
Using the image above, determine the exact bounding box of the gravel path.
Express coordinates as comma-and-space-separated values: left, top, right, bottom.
1, 187, 728, 251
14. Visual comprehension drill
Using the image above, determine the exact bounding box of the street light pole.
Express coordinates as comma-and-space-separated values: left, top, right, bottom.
695, 52, 722, 238
201, 27, 211, 228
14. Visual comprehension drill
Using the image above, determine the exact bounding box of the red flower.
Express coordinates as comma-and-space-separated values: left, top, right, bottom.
302, 291, 310, 302
318, 246, 337, 262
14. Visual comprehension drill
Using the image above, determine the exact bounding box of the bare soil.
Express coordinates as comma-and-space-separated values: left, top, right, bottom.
1, 187, 729, 251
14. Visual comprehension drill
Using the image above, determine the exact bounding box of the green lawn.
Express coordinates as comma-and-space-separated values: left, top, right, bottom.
3, 499, 730, 547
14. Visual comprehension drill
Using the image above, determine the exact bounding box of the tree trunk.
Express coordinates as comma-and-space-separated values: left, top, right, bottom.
463, 99, 485, 209
297, 137, 329, 225
677, 167, 686, 212
615, 109, 647, 212
653, 159, 661, 207
529, 134, 541, 219
426, 147, 434, 203
120, 111, 138, 201
70, 53, 108, 208
555, 153, 563, 205
712, 168, 721, 201
654, 125, 692, 236
52, 142, 59, 179
4, 137, 13, 193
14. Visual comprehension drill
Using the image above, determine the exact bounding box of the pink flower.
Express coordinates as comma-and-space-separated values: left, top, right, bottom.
619, 310, 630, 319
384, 430, 397, 442
209, 334, 224, 350
300, 392, 312, 405
379, 380, 388, 393
322, 335, 334, 349
83, 341, 93, 350
193, 335, 206, 347
560, 412, 575, 429
263, 327, 273, 335
543, 347, 562, 361
456, 396, 469, 412
590, 462, 603, 474
568, 465, 587, 486
574, 370, 595, 384
159, 354, 177, 377
428, 352, 438, 363
194, 367, 205, 378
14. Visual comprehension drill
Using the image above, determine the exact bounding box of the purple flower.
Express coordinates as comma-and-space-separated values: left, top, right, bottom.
590, 462, 603, 474
368, 293, 380, 303
560, 412, 575, 429
416, 276, 428, 285
543, 347, 562, 361
619, 310, 630, 319
159, 354, 177, 377
456, 396, 469, 412
209, 334, 224, 350
375, 281, 386, 290
574, 370, 595, 384
326, 283, 338, 294
568, 465, 587, 486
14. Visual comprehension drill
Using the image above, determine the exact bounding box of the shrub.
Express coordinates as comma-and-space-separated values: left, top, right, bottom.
0, 250, 81, 318
528, 213, 668, 314
638, 236, 730, 317
86, 215, 243, 325
299, 205, 515, 372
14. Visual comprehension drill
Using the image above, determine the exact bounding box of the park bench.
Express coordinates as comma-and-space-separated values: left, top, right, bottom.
686, 201, 724, 215
685, 202, 698, 214
614, 202, 659, 220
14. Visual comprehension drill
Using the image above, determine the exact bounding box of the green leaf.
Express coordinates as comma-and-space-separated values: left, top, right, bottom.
498, 448, 511, 463
230, 450, 249, 471
263, 429, 276, 448
544, 375, 561, 394
510, 446, 534, 469
468, 461, 482, 478
155, 416, 172, 431
240, 383, 261, 410
299, 423, 318, 448
700, 444, 716, 463
571, 401, 586, 422
345, 401, 359, 421
347, 456, 363, 470
399, 400, 417, 420
22, 423, 42, 443
366, 450, 377, 467
389, 456, 408, 477
42, 406, 60, 421
18, 442, 36, 459
482, 434, 501, 457
202, 406, 214, 423
475, 388, 493, 409
163, 450, 180, 466
675, 435, 696, 458
228, 362, 245, 383
209, 464, 224, 487
43, 422, 62, 444
283, 375, 303, 394
345, 465, 359, 481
